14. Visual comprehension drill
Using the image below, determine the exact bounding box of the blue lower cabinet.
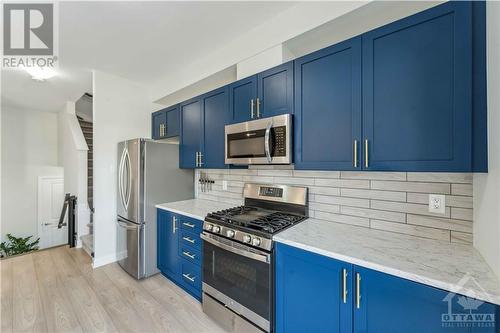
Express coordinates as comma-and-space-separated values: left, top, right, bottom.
180, 258, 202, 300
276, 244, 497, 333
157, 209, 202, 300
353, 265, 496, 333
157, 210, 180, 280
275, 243, 352, 333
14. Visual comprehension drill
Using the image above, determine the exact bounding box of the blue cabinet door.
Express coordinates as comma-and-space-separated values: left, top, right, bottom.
229, 75, 257, 123
165, 105, 179, 138
275, 243, 352, 333
157, 210, 180, 280
202, 86, 229, 168
151, 110, 166, 140
163, 212, 180, 280
362, 2, 472, 171
157, 209, 169, 271
353, 265, 495, 333
294, 37, 362, 170
179, 97, 203, 168
256, 61, 293, 118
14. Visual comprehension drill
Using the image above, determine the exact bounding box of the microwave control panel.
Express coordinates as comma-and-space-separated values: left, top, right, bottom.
273, 126, 287, 157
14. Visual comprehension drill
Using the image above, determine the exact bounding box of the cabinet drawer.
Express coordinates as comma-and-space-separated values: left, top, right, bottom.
180, 216, 203, 233
180, 258, 202, 291
179, 244, 201, 266
179, 229, 201, 251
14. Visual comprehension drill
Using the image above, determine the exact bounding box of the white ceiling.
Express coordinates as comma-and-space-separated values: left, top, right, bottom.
1, 1, 296, 113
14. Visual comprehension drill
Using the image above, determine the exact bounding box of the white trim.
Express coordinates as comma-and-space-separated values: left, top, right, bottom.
92, 250, 127, 268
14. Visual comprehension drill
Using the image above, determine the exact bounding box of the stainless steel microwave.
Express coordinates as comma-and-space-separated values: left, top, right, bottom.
225, 114, 292, 165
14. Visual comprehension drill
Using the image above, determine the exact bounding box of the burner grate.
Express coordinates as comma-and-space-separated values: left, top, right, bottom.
207, 206, 306, 235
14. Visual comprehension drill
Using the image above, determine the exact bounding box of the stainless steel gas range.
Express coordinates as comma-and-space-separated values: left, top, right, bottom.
201, 183, 308, 332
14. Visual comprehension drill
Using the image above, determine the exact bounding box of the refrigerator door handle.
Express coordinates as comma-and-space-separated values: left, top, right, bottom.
124, 148, 132, 210
118, 147, 127, 211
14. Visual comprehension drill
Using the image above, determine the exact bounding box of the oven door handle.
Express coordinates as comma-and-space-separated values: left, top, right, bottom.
264, 121, 273, 164
201, 233, 270, 264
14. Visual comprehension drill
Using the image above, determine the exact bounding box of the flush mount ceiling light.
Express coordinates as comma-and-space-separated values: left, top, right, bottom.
23, 66, 57, 81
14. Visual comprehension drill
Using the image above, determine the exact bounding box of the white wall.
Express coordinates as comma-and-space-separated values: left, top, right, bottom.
92, 70, 150, 267
474, 2, 500, 278
151, 1, 369, 101
58, 101, 90, 247
1, 107, 63, 242
236, 44, 293, 80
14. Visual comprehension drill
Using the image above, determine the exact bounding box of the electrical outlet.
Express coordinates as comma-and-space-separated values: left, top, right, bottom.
428, 194, 446, 214
222, 180, 228, 191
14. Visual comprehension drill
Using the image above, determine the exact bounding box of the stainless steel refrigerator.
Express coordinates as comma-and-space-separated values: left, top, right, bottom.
116, 139, 194, 279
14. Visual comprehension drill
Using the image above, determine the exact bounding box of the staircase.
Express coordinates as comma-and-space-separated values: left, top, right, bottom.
78, 117, 94, 257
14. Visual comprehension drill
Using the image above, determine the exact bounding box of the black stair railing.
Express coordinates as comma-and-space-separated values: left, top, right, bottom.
59, 193, 77, 248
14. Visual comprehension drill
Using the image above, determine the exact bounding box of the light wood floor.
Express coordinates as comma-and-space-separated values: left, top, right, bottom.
0, 246, 228, 333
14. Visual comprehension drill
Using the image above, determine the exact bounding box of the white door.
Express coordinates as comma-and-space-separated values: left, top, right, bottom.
38, 177, 67, 249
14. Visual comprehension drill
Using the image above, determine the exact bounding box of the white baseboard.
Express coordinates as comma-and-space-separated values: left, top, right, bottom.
92, 250, 127, 268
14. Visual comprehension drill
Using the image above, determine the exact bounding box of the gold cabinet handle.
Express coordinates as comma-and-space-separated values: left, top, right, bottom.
353, 140, 358, 168
342, 268, 348, 304
364, 139, 369, 168
250, 99, 255, 118
256, 97, 261, 118
356, 272, 361, 309
182, 273, 195, 282
182, 251, 196, 259
183, 236, 195, 244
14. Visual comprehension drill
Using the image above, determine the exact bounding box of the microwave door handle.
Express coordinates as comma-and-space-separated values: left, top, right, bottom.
264, 121, 273, 163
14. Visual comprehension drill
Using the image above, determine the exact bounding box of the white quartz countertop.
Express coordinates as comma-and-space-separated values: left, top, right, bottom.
274, 218, 500, 306
156, 199, 234, 221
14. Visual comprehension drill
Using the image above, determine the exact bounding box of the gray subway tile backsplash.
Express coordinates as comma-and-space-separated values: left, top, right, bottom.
196, 169, 474, 244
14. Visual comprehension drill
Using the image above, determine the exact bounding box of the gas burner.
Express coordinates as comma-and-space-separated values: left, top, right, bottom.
203, 183, 308, 251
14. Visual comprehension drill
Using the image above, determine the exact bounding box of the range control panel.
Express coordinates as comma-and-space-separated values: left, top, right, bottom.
259, 186, 283, 198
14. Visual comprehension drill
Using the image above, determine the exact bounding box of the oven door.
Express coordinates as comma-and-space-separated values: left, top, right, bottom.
201, 233, 271, 332
225, 114, 291, 165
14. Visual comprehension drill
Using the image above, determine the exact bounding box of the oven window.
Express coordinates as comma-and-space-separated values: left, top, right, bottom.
227, 129, 266, 158
203, 240, 270, 321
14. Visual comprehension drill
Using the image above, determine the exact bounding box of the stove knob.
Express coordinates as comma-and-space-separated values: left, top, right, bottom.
252, 237, 261, 247
206, 224, 213, 231
213, 226, 221, 233
243, 235, 252, 243
226, 230, 235, 238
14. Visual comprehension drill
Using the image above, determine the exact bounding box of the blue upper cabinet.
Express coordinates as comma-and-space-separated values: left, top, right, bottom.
229, 62, 294, 123
179, 87, 230, 169
229, 75, 257, 123
165, 105, 180, 137
179, 97, 203, 168
202, 86, 229, 168
353, 265, 496, 333
362, 2, 473, 171
294, 37, 362, 170
151, 110, 166, 140
275, 243, 352, 333
256, 61, 294, 119
152, 104, 180, 140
